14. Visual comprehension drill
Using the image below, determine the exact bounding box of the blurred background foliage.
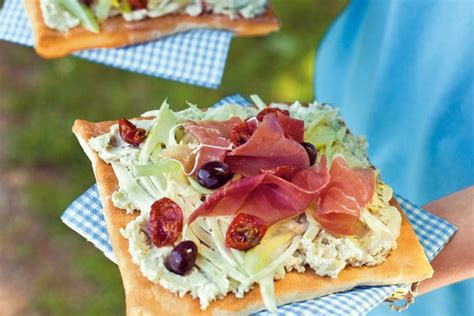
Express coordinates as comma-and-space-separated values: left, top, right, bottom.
0, 1, 347, 315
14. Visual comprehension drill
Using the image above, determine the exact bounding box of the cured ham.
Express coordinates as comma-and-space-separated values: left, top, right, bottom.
275, 112, 304, 143
256, 108, 304, 142
189, 153, 375, 236
225, 115, 309, 176
187, 160, 330, 225
185, 117, 243, 141
314, 156, 376, 235
164, 117, 242, 174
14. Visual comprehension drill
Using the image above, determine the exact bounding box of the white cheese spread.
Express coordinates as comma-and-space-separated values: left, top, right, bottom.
40, 0, 80, 32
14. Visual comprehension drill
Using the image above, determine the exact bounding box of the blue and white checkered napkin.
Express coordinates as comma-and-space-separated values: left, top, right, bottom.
61, 95, 457, 315
0, 0, 232, 88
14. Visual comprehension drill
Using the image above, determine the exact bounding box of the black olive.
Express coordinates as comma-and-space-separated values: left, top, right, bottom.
165, 241, 198, 275
301, 142, 317, 166
197, 161, 233, 189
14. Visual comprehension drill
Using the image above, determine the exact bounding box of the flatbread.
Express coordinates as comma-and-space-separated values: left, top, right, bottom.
23, 0, 280, 59
72, 118, 433, 316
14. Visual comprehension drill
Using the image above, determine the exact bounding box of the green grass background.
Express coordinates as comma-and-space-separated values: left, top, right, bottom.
0, 1, 347, 315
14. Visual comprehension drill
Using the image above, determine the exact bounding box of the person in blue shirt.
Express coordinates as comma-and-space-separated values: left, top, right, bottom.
314, 0, 474, 315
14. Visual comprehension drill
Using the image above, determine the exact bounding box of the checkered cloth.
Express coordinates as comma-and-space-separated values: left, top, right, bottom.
61, 95, 457, 315
0, 0, 232, 88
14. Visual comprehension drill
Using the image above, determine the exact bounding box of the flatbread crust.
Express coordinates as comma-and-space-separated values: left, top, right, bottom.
23, 0, 280, 59
72, 118, 433, 316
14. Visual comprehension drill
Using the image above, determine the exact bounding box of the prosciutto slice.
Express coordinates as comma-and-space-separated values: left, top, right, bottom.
166, 117, 242, 174
276, 112, 305, 143
225, 115, 309, 176
185, 117, 242, 141
188, 160, 330, 225
314, 156, 376, 235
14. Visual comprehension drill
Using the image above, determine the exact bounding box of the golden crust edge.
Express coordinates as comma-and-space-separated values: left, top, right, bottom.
23, 0, 280, 59
72, 118, 433, 316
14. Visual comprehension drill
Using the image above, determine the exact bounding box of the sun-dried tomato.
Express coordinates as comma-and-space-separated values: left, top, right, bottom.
230, 121, 257, 147
148, 198, 183, 248
128, 0, 148, 10
118, 118, 147, 146
225, 213, 267, 251
256, 107, 290, 122
200, 0, 208, 13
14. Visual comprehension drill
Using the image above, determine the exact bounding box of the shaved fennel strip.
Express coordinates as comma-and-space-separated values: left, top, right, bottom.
136, 177, 162, 200
111, 162, 154, 212
167, 124, 182, 147
190, 221, 216, 249
149, 175, 166, 194
246, 236, 301, 284
361, 208, 392, 235
195, 256, 230, 290
206, 218, 245, 272
139, 100, 177, 162
218, 219, 244, 265
250, 94, 267, 110
184, 227, 248, 284
259, 276, 277, 313
303, 212, 320, 240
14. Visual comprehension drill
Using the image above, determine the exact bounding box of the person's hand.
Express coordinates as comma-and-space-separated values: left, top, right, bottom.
418, 186, 474, 294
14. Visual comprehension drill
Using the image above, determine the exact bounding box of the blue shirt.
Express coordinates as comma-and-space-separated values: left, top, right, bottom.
314, 0, 474, 315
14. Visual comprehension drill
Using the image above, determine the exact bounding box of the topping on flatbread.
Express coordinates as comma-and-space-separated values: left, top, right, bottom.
187, 170, 328, 225
314, 156, 376, 235
149, 198, 184, 247
118, 118, 147, 146
226, 114, 309, 176
225, 213, 268, 251
24, 0, 280, 58
75, 97, 432, 314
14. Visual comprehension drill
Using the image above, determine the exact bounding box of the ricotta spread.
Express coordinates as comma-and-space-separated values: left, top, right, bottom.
40, 0, 80, 32
88, 100, 402, 310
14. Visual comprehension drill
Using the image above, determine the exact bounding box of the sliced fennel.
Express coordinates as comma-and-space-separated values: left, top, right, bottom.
167, 124, 183, 147
246, 236, 301, 284
302, 210, 320, 241
190, 220, 216, 249
184, 227, 248, 284
306, 124, 336, 148
242, 219, 299, 275
360, 209, 392, 235
218, 219, 244, 265
250, 94, 267, 110
57, 0, 100, 33
133, 159, 181, 177
111, 162, 154, 212
258, 277, 277, 313
336, 126, 347, 142
366, 180, 393, 212
135, 176, 162, 201
95, 0, 112, 21
303, 109, 336, 140
206, 218, 244, 271
195, 256, 230, 290
247, 236, 302, 313
139, 100, 177, 162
